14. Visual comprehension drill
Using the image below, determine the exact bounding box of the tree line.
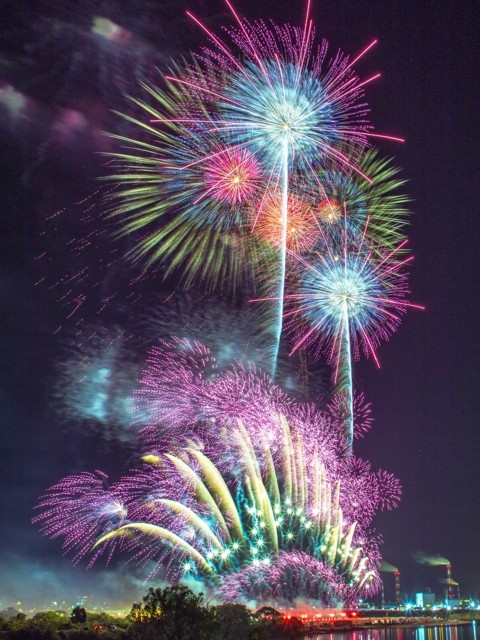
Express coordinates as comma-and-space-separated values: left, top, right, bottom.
0, 585, 307, 639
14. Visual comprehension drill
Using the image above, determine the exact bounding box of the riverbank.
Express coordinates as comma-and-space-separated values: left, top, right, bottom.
303, 616, 478, 635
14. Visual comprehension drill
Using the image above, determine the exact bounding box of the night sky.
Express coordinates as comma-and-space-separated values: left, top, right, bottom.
1, 0, 479, 611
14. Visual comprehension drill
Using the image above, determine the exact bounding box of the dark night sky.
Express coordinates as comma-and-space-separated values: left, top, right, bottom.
0, 0, 479, 611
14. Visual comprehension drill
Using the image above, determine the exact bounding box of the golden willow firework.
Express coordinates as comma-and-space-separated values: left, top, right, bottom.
35, 339, 400, 607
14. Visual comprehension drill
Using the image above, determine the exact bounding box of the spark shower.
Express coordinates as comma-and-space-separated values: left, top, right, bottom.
35, 0, 421, 608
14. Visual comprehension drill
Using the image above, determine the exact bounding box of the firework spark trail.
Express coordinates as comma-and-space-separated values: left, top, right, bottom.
273, 138, 290, 378
340, 304, 354, 445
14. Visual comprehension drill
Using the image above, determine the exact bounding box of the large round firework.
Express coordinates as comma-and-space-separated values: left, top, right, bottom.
281, 219, 422, 448
196, 10, 375, 170
104, 74, 266, 292
286, 234, 418, 366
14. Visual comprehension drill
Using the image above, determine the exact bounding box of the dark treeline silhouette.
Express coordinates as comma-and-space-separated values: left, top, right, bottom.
0, 585, 306, 639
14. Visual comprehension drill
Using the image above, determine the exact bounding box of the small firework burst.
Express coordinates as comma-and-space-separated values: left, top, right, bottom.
315, 147, 410, 251
33, 471, 128, 567
317, 198, 343, 225
203, 146, 262, 205
328, 390, 373, 440
252, 190, 320, 253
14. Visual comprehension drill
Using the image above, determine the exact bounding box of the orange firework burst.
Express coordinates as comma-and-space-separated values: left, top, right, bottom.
317, 198, 343, 224
252, 192, 320, 253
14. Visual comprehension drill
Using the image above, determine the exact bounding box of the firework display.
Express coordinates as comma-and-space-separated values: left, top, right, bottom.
35, 340, 399, 607
35, 0, 421, 610
103, 1, 396, 376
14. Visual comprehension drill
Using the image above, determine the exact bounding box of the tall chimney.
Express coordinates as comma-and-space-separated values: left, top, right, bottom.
394, 571, 401, 606
446, 564, 455, 600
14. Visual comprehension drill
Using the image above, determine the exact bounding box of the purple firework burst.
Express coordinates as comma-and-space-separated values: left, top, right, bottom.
35, 339, 400, 608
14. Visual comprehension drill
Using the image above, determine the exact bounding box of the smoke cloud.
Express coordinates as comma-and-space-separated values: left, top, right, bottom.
379, 561, 399, 572
413, 551, 450, 566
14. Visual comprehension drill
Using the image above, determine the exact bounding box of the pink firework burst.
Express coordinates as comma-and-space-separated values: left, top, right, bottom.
216, 551, 371, 607
336, 456, 402, 527
203, 146, 262, 205
33, 471, 127, 567
34, 338, 399, 607
327, 390, 373, 440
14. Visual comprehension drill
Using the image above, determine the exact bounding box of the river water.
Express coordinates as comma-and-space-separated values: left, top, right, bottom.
306, 622, 479, 640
